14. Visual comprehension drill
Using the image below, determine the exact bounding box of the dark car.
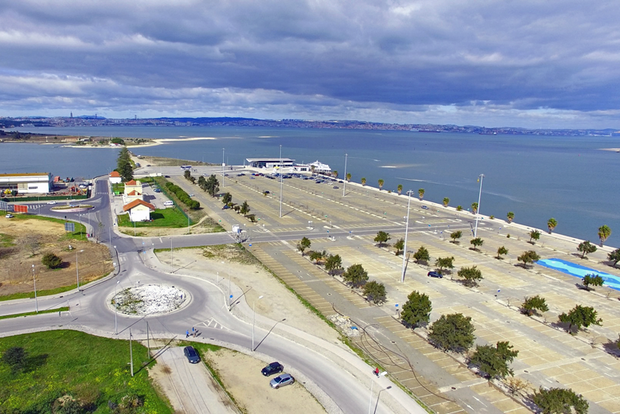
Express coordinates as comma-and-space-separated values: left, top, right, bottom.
183, 346, 201, 364
270, 373, 295, 389
261, 361, 284, 376
421, 205, 429, 210
427, 271, 443, 278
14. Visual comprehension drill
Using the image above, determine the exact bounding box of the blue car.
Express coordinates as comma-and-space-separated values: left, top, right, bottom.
183, 346, 201, 364
427, 271, 443, 278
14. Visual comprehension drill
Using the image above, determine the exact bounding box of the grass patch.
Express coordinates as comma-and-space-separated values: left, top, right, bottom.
112, 183, 125, 193
0, 307, 69, 320
202, 244, 260, 265
117, 208, 192, 228
0, 283, 92, 302
0, 233, 16, 247
10, 215, 87, 241
0, 330, 172, 413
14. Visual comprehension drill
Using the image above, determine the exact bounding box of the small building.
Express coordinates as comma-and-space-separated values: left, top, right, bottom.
123, 199, 155, 222
123, 180, 143, 204
308, 160, 332, 174
0, 173, 53, 194
246, 157, 295, 169
109, 171, 122, 184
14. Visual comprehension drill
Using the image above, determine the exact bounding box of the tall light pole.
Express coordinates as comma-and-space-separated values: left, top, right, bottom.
252, 295, 264, 351
76, 249, 84, 290
279, 145, 283, 218
32, 264, 38, 313
401, 190, 413, 283
373, 386, 392, 414
342, 153, 348, 197
114, 280, 120, 334
222, 148, 225, 188
473, 174, 484, 237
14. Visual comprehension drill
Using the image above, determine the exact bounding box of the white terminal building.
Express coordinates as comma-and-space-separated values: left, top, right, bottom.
245, 158, 331, 174
0, 173, 53, 194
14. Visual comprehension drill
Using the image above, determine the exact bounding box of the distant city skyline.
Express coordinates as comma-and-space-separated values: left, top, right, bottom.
1, 1, 619, 129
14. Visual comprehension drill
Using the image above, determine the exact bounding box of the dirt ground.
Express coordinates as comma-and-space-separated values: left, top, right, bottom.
0, 217, 113, 295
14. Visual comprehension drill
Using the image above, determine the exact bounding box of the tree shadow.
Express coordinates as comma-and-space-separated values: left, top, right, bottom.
603, 339, 620, 358
23, 353, 49, 373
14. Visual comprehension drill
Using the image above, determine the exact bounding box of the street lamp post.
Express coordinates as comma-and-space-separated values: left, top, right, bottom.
342, 153, 348, 197
401, 190, 413, 283
373, 386, 392, 414
252, 295, 264, 351
114, 280, 120, 334
474, 174, 484, 237
222, 148, 225, 188
279, 145, 283, 218
32, 264, 38, 313
76, 249, 84, 290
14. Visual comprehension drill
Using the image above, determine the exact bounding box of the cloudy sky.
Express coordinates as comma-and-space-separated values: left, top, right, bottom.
1, 0, 619, 129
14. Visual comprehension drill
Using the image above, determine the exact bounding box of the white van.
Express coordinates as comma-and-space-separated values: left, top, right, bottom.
163, 201, 174, 206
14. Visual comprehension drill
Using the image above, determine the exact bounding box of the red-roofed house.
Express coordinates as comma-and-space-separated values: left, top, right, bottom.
109, 171, 122, 184
123, 180, 143, 204
123, 199, 155, 222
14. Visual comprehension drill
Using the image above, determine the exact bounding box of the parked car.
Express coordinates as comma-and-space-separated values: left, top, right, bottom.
427, 271, 443, 278
5, 214, 14, 218
261, 362, 284, 376
270, 373, 295, 389
421, 205, 429, 210
46, 201, 56, 205
333, 186, 339, 189
154, 188, 162, 193
183, 346, 201, 364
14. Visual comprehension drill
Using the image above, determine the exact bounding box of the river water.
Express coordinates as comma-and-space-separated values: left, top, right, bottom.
3, 125, 619, 245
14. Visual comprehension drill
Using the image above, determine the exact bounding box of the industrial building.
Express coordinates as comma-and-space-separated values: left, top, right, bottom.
0, 173, 53, 194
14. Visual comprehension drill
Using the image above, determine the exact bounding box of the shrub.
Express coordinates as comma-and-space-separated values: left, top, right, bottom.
42, 252, 63, 269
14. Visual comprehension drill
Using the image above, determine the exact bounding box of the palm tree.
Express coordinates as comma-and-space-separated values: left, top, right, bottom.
310, 165, 316, 175
443, 197, 450, 207
397, 184, 403, 195
471, 202, 478, 214
507, 211, 514, 223
361, 177, 366, 186
418, 188, 425, 200
332, 170, 338, 178
346, 172, 351, 182
547, 218, 557, 234
598, 225, 612, 247
378, 179, 384, 190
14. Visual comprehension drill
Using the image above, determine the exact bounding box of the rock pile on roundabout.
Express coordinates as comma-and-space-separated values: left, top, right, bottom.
111, 284, 188, 316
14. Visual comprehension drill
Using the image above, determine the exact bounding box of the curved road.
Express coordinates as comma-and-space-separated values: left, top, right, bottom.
0, 177, 423, 414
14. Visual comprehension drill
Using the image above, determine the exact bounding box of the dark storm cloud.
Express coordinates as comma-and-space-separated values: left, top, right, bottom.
0, 0, 619, 127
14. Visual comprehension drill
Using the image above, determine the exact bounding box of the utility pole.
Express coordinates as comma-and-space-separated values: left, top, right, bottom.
32, 264, 38, 313
401, 190, 412, 283
279, 145, 283, 218
474, 174, 484, 237
129, 329, 134, 377
222, 148, 225, 188
342, 153, 348, 197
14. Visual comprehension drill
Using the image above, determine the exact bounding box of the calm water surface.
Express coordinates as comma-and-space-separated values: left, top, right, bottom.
4, 126, 620, 245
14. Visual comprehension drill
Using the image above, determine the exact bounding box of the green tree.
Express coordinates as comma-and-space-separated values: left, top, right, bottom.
296, 237, 311, 256
507, 211, 514, 223
397, 184, 403, 195
346, 172, 351, 182
533, 387, 588, 414
471, 202, 478, 214
374, 231, 390, 247
521, 295, 549, 316
428, 313, 475, 353
342, 264, 369, 288
608, 248, 620, 268
456, 205, 463, 211
418, 188, 425, 200
457, 266, 483, 287
443, 197, 450, 207
558, 304, 602, 333
363, 281, 387, 305
468, 341, 518, 380
529, 230, 541, 244
116, 146, 133, 182
197, 175, 207, 190
496, 246, 508, 260
547, 218, 557, 234
470, 237, 484, 251
401, 290, 432, 328
577, 241, 597, 259
42, 252, 62, 269
435, 256, 455, 274
517, 250, 540, 268
324, 254, 343, 276
394, 238, 405, 256
309, 250, 325, 264
240, 201, 250, 215
413, 246, 430, 264
204, 174, 220, 197
332, 170, 338, 178
361, 177, 366, 186
598, 225, 612, 247
378, 179, 384, 190
450, 230, 462, 244
183, 170, 191, 180
222, 192, 232, 205
582, 274, 604, 291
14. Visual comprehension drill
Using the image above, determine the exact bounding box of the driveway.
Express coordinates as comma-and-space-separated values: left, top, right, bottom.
151, 346, 236, 414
